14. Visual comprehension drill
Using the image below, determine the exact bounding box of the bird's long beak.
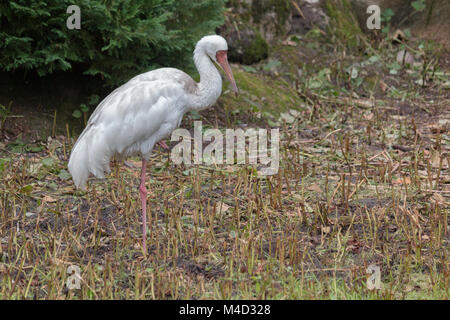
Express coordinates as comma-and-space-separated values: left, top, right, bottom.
216, 50, 239, 97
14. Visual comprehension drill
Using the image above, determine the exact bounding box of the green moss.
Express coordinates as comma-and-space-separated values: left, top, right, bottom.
325, 0, 364, 49
251, 0, 291, 35
227, 0, 252, 22
271, 0, 291, 30
222, 67, 303, 118
251, 0, 266, 24
272, 44, 304, 75
243, 33, 269, 65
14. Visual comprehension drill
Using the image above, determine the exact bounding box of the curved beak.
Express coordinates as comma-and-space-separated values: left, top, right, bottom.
216, 50, 239, 97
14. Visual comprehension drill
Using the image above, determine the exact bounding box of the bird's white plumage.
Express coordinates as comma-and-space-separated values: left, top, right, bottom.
68, 35, 231, 189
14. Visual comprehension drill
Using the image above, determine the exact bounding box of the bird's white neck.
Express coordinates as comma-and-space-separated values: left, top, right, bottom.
189, 49, 222, 111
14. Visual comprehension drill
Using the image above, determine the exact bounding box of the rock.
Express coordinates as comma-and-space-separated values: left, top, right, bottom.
221, 0, 332, 64
290, 0, 329, 35
396, 50, 414, 65
221, 0, 295, 64
250, 0, 293, 43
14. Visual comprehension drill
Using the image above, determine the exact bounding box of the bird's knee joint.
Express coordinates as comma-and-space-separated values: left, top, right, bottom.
139, 184, 147, 196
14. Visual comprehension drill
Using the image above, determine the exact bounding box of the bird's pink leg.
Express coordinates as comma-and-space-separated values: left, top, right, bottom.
158, 140, 169, 150
139, 159, 148, 253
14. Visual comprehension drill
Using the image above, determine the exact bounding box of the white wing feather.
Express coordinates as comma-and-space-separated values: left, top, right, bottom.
68, 68, 196, 189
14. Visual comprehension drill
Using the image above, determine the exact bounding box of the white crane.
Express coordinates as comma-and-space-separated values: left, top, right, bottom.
68, 35, 238, 252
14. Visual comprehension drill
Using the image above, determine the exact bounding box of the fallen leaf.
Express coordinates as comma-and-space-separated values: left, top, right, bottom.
282, 39, 297, 46
307, 184, 322, 192
396, 49, 414, 64
29, 163, 43, 175
431, 193, 445, 205
392, 176, 411, 185
430, 150, 442, 168
58, 169, 71, 181
380, 80, 388, 92
216, 202, 231, 215
43, 195, 57, 203
321, 226, 331, 234
392, 29, 405, 42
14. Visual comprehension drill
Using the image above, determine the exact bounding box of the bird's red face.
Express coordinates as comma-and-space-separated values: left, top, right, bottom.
216, 50, 239, 97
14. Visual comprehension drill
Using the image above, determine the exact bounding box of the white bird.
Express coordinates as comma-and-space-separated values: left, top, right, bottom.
68, 35, 238, 252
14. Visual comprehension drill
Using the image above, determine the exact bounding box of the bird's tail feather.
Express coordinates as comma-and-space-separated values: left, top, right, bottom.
68, 135, 90, 190
68, 129, 112, 190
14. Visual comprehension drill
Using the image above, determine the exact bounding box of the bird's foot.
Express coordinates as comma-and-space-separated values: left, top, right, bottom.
158, 140, 169, 150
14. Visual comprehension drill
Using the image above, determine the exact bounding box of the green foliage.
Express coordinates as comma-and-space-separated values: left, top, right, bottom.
380, 8, 394, 35
72, 94, 100, 124
0, 0, 225, 87
411, 0, 426, 12
71, 109, 82, 119
381, 8, 395, 23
